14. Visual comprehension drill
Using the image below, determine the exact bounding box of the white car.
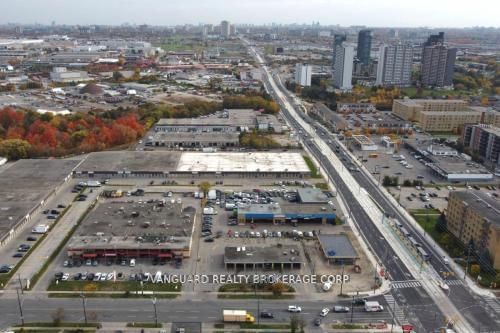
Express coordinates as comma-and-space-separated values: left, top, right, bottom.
288, 305, 302, 313
439, 282, 450, 292
320, 308, 330, 317
61, 273, 70, 281
100, 273, 107, 281
107, 272, 114, 280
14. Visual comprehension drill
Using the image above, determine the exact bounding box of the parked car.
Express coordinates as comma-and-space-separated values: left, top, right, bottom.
13, 253, 24, 258
27, 236, 37, 241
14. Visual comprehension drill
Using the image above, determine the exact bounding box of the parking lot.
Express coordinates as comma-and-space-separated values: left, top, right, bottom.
37, 182, 380, 297
361, 146, 443, 186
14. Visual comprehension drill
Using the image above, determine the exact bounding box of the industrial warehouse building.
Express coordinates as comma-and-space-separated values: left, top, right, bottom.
352, 135, 378, 151
151, 132, 239, 148
224, 245, 303, 270
318, 234, 359, 264
154, 109, 282, 134
73, 151, 311, 179
236, 187, 336, 224
66, 201, 196, 259
0, 159, 81, 247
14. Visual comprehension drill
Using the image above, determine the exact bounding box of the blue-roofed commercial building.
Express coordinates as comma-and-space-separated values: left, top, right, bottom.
318, 234, 359, 265
237, 201, 336, 225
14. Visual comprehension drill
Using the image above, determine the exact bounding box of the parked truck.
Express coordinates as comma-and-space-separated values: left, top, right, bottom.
364, 301, 384, 312
207, 189, 217, 200
32, 224, 49, 234
223, 310, 255, 323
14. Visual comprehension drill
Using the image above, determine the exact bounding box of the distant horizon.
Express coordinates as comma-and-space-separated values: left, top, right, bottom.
1, 0, 499, 28
2, 22, 499, 30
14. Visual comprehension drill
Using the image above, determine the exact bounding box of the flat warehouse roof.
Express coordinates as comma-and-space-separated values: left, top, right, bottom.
67, 201, 196, 251
75, 151, 182, 173
352, 135, 376, 145
177, 152, 310, 173
224, 245, 303, 264
0, 159, 82, 240
153, 132, 239, 143
318, 234, 358, 259
156, 109, 257, 127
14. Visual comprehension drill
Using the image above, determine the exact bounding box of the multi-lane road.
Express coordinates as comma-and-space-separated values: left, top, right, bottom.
0, 295, 394, 329
244, 39, 500, 332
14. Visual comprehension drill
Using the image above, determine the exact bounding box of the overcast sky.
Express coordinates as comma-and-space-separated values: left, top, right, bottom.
3, 0, 499, 28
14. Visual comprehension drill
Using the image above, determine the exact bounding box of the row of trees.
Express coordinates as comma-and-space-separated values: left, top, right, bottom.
222, 94, 280, 114
0, 107, 144, 160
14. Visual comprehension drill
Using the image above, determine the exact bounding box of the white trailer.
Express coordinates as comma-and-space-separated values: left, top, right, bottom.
208, 189, 217, 200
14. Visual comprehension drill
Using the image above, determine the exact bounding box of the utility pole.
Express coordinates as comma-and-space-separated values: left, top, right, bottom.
18, 274, 23, 294
390, 289, 395, 333
373, 262, 378, 294
350, 295, 355, 323
464, 243, 472, 280
339, 264, 345, 296
151, 296, 158, 327
16, 288, 24, 326
80, 292, 87, 324
254, 284, 260, 325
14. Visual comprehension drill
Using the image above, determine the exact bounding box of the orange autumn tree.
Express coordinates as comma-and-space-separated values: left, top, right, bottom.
0, 107, 144, 159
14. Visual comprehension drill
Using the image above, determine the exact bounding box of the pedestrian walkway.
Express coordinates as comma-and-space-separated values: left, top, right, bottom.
484, 297, 500, 315
445, 279, 463, 286
383, 294, 408, 326
390, 280, 422, 290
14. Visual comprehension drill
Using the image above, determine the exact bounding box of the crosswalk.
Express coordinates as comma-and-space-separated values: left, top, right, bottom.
445, 279, 463, 286
384, 294, 408, 325
390, 280, 422, 289
485, 298, 500, 314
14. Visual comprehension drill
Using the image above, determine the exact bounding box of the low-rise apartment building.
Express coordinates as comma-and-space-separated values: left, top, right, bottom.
446, 191, 500, 270
462, 124, 500, 174
393, 99, 500, 132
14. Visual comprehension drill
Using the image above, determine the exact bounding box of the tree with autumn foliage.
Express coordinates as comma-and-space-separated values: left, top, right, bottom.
0, 106, 144, 159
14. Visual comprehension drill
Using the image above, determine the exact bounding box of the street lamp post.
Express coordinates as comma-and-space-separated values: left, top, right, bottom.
390, 286, 396, 333
254, 284, 260, 325
151, 296, 158, 327
16, 288, 24, 326
339, 264, 345, 296
350, 295, 355, 323
80, 292, 88, 324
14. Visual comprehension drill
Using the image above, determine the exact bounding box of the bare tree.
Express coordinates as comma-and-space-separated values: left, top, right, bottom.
51, 307, 65, 326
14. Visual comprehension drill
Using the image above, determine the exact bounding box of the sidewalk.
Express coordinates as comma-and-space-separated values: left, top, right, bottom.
353, 147, 495, 298
302, 144, 390, 300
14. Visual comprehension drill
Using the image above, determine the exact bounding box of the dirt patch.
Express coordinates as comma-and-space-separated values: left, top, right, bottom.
303, 227, 377, 294
153, 92, 220, 105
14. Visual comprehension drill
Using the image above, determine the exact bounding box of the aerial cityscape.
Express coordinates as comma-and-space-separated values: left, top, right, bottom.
0, 1, 499, 333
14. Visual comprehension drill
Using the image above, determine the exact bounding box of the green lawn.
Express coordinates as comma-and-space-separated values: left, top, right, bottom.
47, 280, 181, 292
126, 323, 162, 328
410, 211, 442, 240
218, 294, 295, 299
240, 323, 290, 329
303, 155, 321, 178
48, 292, 178, 299
16, 323, 100, 328
218, 283, 294, 293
